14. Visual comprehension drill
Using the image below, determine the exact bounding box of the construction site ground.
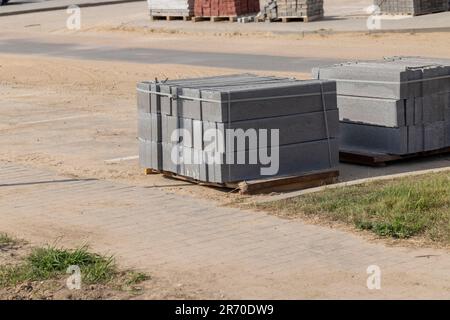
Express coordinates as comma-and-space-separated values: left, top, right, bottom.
0, 1, 449, 299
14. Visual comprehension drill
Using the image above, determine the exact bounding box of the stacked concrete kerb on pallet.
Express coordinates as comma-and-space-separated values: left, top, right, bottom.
313, 57, 450, 155
374, 0, 449, 15
259, 0, 324, 21
137, 74, 340, 184
147, 0, 195, 18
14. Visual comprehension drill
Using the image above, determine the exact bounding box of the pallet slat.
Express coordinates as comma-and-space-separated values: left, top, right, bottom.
237, 170, 338, 194
145, 169, 339, 195
192, 16, 237, 22
272, 13, 323, 22
340, 147, 450, 167
150, 15, 192, 21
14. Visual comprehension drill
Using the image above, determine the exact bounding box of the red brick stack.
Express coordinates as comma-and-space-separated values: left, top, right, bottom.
194, 0, 260, 17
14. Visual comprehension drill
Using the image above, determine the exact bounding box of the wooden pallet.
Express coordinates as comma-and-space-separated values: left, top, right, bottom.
192, 16, 238, 22
269, 13, 323, 23
340, 147, 450, 167
150, 15, 192, 21
144, 169, 339, 195
381, 9, 447, 16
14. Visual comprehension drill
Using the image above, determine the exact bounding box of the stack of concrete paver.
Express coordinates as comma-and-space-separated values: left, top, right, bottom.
258, 0, 278, 20
194, 0, 260, 17
147, 0, 195, 17
276, 0, 324, 18
374, 0, 449, 15
137, 74, 339, 183
313, 57, 450, 155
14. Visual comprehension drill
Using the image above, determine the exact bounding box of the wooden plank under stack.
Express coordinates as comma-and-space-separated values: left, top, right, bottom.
147, 0, 195, 19
194, 0, 260, 18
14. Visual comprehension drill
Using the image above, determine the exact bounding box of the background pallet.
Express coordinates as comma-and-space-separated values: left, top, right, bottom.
192, 16, 237, 22
150, 15, 192, 21
270, 13, 323, 22
340, 147, 450, 167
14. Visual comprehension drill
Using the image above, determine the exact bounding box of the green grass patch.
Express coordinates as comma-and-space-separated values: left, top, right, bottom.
125, 271, 151, 286
254, 172, 450, 244
0, 233, 17, 248
0, 245, 116, 288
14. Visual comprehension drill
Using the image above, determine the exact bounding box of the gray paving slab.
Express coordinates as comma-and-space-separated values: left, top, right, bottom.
340, 122, 409, 154
338, 96, 407, 127
210, 138, 339, 183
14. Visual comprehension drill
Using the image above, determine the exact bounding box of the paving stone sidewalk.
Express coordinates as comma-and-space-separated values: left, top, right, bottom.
0, 162, 449, 299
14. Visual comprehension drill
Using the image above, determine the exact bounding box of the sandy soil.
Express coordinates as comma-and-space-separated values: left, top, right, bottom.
1, 18, 450, 299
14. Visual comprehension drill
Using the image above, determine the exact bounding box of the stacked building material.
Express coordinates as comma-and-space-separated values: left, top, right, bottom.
194, 0, 260, 17
374, 0, 449, 15
313, 57, 450, 155
276, 0, 324, 18
147, 0, 195, 17
258, 0, 278, 20
137, 74, 339, 183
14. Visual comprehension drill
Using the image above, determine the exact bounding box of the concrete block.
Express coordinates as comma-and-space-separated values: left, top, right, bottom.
150, 83, 161, 114
407, 125, 423, 153
138, 112, 152, 141
137, 82, 151, 114
446, 121, 450, 147
162, 115, 179, 144
211, 110, 339, 151
201, 80, 337, 122
139, 139, 162, 170
406, 98, 415, 126
314, 58, 450, 99
422, 93, 447, 123
181, 117, 193, 148
138, 113, 161, 142
313, 63, 422, 99
424, 121, 446, 151
193, 120, 203, 150
211, 139, 339, 183
337, 96, 406, 127
340, 122, 409, 154
414, 97, 423, 125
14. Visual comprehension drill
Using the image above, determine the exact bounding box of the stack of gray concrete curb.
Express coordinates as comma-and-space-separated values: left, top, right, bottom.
313, 57, 450, 155
374, 0, 449, 15
137, 74, 339, 183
